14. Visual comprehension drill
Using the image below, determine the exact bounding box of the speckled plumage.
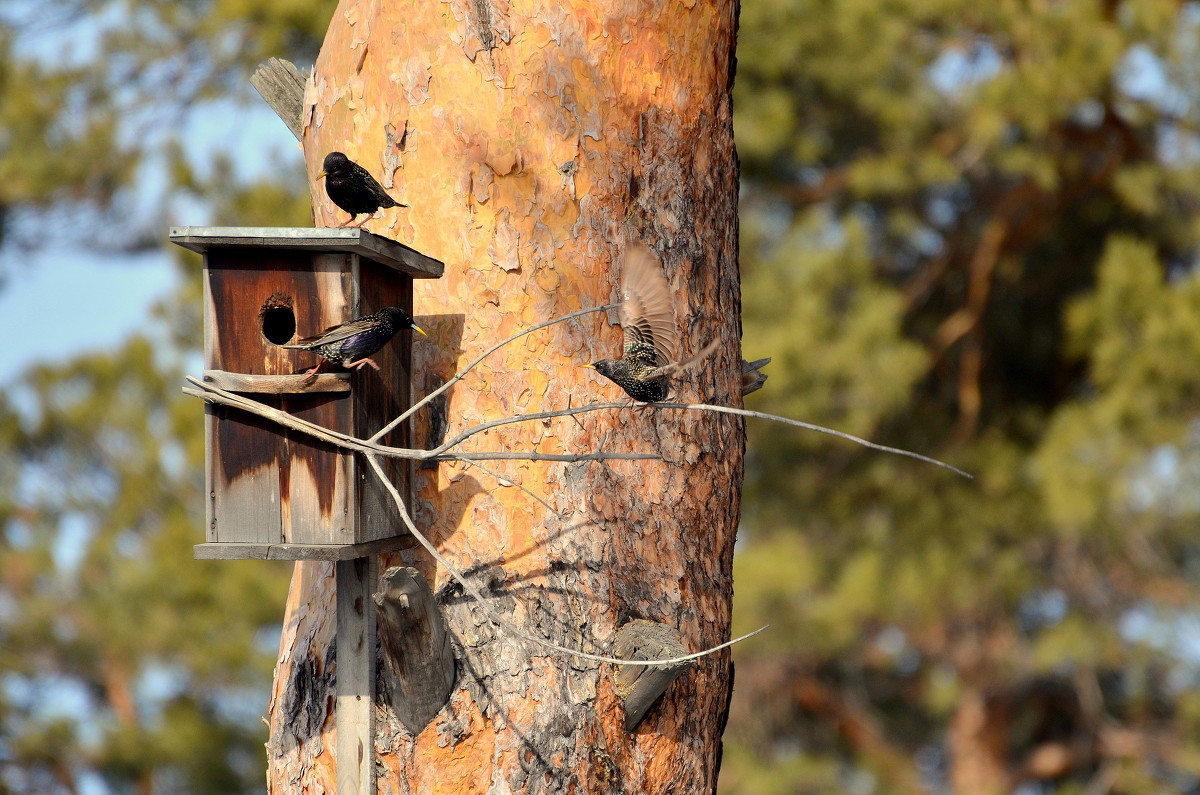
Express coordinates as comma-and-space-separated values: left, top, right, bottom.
586, 244, 685, 403
319, 151, 406, 228
590, 347, 672, 402
283, 306, 425, 380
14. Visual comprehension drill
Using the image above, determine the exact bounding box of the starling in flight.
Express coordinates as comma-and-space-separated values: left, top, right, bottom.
318, 151, 407, 228
282, 306, 426, 382
585, 244, 715, 403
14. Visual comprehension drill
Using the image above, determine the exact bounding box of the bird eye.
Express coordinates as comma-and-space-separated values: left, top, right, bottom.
262, 305, 297, 345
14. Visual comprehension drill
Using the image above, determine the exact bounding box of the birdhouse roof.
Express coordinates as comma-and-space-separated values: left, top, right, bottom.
169, 226, 444, 279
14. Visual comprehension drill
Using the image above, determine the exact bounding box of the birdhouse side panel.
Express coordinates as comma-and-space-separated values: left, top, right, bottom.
353, 264, 415, 542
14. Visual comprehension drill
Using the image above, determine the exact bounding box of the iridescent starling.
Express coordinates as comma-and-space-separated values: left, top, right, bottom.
283, 306, 426, 382
318, 151, 407, 228
585, 244, 699, 403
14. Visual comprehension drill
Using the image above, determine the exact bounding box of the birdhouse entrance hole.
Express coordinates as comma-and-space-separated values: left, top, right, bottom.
261, 302, 296, 345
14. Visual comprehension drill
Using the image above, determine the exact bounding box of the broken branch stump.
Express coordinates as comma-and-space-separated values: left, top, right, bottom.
375, 566, 456, 735
611, 619, 694, 731
250, 57, 305, 141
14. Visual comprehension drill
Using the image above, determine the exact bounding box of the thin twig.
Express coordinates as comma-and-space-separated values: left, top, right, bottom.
433, 399, 969, 478
660, 402, 973, 479
366, 454, 766, 666
369, 303, 619, 443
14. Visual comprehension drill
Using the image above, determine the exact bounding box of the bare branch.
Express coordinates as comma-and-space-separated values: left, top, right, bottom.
183, 379, 395, 454
365, 454, 767, 667
185, 377, 965, 476
184, 379, 655, 463
369, 303, 619, 443
437, 450, 656, 463
434, 399, 970, 478
657, 402, 973, 479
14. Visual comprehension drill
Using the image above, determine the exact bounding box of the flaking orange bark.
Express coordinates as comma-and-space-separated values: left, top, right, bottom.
267, 0, 743, 791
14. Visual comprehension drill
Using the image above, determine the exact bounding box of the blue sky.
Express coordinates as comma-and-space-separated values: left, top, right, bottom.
0, 100, 301, 382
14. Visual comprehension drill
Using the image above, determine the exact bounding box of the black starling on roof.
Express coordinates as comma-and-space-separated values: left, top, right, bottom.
282, 306, 426, 382
318, 151, 407, 228
585, 244, 714, 403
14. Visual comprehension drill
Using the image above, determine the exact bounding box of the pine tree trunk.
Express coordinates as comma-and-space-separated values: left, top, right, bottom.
266, 0, 743, 791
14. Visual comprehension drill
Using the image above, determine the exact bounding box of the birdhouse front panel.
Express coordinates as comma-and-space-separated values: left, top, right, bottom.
171, 227, 443, 558
205, 248, 362, 547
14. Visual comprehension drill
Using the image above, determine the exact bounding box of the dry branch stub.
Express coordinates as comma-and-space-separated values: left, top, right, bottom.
250, 57, 306, 141
374, 566, 456, 736
611, 619, 694, 732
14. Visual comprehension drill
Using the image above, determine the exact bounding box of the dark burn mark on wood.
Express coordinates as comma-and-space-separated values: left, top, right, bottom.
283, 391, 349, 528
269, 655, 330, 758
213, 401, 279, 491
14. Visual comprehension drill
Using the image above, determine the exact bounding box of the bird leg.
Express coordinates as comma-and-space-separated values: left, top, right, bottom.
338, 214, 359, 228
347, 358, 381, 371
349, 214, 373, 229
299, 361, 326, 385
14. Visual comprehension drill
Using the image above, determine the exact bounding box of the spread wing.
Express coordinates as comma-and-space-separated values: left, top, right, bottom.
618, 243, 676, 368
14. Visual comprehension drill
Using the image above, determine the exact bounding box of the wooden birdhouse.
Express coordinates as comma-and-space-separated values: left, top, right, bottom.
170, 226, 444, 560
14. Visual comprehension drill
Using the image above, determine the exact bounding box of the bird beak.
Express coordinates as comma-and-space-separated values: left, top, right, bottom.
317, 171, 327, 180
582, 363, 595, 370
411, 324, 428, 337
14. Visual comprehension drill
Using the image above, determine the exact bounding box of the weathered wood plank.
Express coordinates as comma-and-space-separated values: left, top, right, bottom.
277, 252, 356, 545
336, 558, 376, 795
375, 567, 456, 735
203, 370, 351, 394
611, 620, 694, 732
250, 58, 306, 141
203, 247, 355, 546
207, 402, 281, 545
169, 226, 444, 278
